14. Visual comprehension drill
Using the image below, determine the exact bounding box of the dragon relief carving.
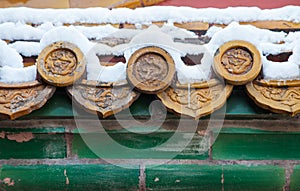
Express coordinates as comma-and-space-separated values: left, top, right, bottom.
0, 83, 55, 119
69, 83, 139, 117
133, 53, 168, 87
37, 41, 86, 87
157, 81, 232, 119
221, 48, 253, 75
0, 87, 41, 111
127, 47, 175, 94
253, 83, 300, 107
80, 86, 130, 110
45, 49, 77, 76
166, 84, 223, 111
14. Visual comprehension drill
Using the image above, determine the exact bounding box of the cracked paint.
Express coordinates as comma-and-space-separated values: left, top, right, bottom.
0, 132, 5, 139
3, 178, 14, 186
6, 132, 34, 143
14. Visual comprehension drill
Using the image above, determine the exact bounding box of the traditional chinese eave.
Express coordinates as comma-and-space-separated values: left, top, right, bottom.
0, 6, 300, 119
1, 4, 300, 190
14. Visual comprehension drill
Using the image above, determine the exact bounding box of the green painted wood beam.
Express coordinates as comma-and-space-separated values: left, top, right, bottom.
0, 128, 66, 159
146, 164, 285, 191
212, 131, 300, 160
72, 132, 208, 159
291, 165, 300, 191
0, 164, 139, 191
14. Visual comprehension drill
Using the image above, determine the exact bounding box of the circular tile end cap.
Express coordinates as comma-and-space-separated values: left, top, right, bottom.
213, 40, 261, 85
37, 41, 86, 87
127, 46, 176, 94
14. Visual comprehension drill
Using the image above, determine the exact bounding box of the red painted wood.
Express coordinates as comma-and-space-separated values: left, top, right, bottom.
158, 0, 300, 9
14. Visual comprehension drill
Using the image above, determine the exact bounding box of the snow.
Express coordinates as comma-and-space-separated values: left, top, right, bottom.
159, 23, 198, 39
259, 5, 300, 22
0, 40, 37, 83
0, 40, 23, 68
9, 41, 41, 56
0, 6, 299, 24
285, 32, 300, 44
40, 26, 94, 54
203, 23, 300, 80
86, 26, 211, 83
0, 65, 36, 83
107, 28, 141, 39
0, 22, 198, 41
204, 26, 223, 38
86, 43, 127, 82
75, 25, 119, 40
0, 22, 44, 40
36, 22, 57, 31
289, 42, 300, 66
0, 22, 119, 41
85, 23, 300, 82
0, 22, 57, 41
86, 56, 127, 82
207, 22, 286, 53
102, 23, 197, 40
0, 6, 300, 82
259, 43, 292, 55
125, 26, 212, 83
170, 49, 213, 83
204, 23, 300, 58
262, 58, 299, 80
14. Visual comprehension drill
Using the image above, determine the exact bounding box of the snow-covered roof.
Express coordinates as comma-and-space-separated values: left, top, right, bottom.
0, 6, 299, 24
0, 6, 300, 84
